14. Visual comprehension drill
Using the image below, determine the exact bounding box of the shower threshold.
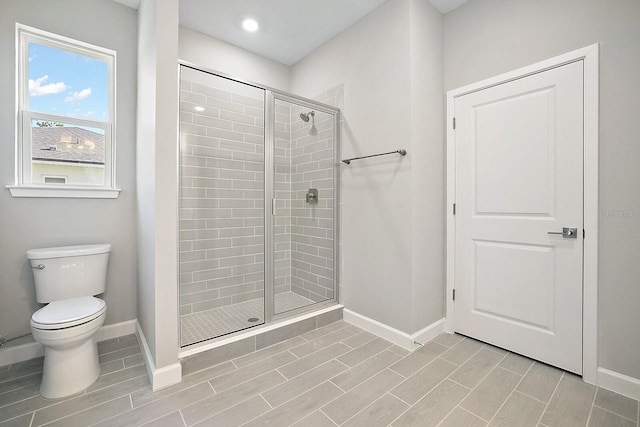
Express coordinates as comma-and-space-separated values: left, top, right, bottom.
180, 292, 316, 347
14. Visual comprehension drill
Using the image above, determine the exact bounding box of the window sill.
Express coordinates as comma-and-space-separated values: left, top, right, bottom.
6, 185, 121, 199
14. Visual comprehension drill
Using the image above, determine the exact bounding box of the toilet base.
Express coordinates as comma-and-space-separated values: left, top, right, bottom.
40, 335, 101, 399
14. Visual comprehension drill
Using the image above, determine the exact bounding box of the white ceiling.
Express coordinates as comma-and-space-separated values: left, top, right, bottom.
115, 0, 469, 65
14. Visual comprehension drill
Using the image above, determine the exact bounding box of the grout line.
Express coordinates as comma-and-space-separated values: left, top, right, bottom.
460, 406, 490, 423
592, 403, 639, 423
179, 410, 187, 427
534, 370, 565, 426
28, 411, 35, 427
439, 349, 509, 425
484, 356, 536, 425
585, 390, 597, 427
318, 408, 339, 426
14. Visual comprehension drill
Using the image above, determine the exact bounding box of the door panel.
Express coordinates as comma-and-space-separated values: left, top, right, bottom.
454, 61, 584, 373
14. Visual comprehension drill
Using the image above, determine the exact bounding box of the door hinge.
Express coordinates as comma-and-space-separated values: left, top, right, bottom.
452, 117, 456, 130
583, 229, 586, 239
453, 203, 456, 215
453, 289, 456, 301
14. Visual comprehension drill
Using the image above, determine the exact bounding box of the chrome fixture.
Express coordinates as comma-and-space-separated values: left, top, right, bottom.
300, 111, 315, 122
342, 149, 407, 165
306, 188, 318, 204
548, 227, 578, 239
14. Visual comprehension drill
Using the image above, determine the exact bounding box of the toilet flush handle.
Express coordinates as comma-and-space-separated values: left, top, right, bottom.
31, 264, 45, 270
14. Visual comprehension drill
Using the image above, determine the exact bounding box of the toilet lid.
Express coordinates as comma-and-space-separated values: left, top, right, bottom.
32, 297, 105, 329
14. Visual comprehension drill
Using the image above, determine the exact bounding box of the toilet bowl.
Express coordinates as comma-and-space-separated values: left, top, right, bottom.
27, 244, 110, 399
30, 297, 106, 399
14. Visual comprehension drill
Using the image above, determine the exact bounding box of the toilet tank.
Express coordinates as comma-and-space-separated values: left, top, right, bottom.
27, 244, 111, 303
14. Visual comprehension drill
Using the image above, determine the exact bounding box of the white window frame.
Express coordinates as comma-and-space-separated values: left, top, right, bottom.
7, 24, 120, 198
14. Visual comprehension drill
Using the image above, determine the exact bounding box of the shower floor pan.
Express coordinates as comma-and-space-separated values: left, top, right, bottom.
180, 291, 315, 347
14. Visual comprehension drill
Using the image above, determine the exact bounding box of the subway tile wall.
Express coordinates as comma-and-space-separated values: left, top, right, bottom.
178, 68, 341, 333
288, 99, 337, 303
179, 70, 266, 318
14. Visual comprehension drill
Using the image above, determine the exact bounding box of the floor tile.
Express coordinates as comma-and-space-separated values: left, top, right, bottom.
243, 382, 342, 427
433, 332, 466, 348
181, 370, 284, 425
341, 331, 377, 349
391, 357, 458, 405
392, 379, 469, 426
0, 413, 32, 427
588, 406, 636, 427
331, 350, 401, 392
499, 352, 534, 375
594, 387, 638, 421
516, 362, 563, 403
301, 320, 350, 341
131, 361, 235, 408
460, 367, 521, 421
290, 327, 356, 358
209, 351, 295, 392
342, 393, 408, 427
141, 411, 185, 427
8, 375, 148, 426
278, 343, 350, 379
1, 322, 638, 427
540, 375, 596, 427
389, 341, 448, 377
291, 410, 336, 427
441, 338, 485, 365
181, 337, 255, 376
323, 369, 404, 425
263, 360, 346, 407
194, 395, 271, 427
488, 391, 545, 427
92, 382, 214, 427
231, 336, 306, 369
449, 348, 505, 389
41, 395, 131, 427
440, 407, 487, 426
337, 338, 392, 367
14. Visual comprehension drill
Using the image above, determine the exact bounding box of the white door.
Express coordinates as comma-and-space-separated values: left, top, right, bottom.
454, 61, 584, 374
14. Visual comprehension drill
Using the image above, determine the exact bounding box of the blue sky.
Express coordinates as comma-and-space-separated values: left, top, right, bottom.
28, 43, 108, 121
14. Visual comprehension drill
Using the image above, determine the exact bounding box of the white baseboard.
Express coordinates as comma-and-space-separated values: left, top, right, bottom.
598, 367, 640, 401
0, 319, 137, 367
135, 320, 182, 391
96, 319, 137, 342
343, 309, 445, 351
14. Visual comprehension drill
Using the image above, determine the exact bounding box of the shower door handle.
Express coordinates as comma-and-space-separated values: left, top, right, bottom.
272, 199, 276, 216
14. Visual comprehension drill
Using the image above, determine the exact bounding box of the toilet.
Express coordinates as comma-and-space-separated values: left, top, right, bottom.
27, 244, 110, 399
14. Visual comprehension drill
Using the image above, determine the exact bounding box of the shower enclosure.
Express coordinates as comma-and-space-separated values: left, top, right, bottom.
178, 65, 340, 347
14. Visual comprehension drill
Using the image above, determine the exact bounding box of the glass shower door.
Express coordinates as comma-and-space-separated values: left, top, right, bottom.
179, 66, 265, 346
272, 96, 338, 315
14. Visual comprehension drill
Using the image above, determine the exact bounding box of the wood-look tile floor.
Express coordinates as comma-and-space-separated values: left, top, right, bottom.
1, 322, 638, 427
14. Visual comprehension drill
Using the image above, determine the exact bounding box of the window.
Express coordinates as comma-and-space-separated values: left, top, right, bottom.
8, 24, 119, 198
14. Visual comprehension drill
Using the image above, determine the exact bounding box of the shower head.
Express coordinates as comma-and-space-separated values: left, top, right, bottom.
300, 111, 315, 122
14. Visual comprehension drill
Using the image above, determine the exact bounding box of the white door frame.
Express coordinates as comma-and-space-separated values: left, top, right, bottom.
445, 44, 599, 384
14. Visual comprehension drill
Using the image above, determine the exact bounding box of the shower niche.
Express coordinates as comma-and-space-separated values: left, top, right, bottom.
178, 65, 340, 347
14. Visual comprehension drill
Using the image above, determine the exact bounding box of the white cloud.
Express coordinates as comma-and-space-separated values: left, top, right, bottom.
29, 75, 67, 96
65, 88, 92, 102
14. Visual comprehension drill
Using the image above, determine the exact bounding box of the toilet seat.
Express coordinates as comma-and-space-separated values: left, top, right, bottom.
31, 296, 106, 330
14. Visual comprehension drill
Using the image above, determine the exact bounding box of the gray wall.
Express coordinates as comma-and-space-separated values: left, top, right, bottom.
290, 0, 444, 334
0, 0, 138, 340
444, 0, 640, 380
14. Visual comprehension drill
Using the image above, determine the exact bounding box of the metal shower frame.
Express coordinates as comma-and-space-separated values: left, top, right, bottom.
177, 62, 341, 345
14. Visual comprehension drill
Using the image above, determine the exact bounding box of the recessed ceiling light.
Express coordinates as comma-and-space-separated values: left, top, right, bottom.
194, 106, 205, 112
242, 18, 259, 33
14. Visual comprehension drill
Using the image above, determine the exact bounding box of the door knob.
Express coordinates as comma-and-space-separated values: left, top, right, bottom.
547, 227, 578, 239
